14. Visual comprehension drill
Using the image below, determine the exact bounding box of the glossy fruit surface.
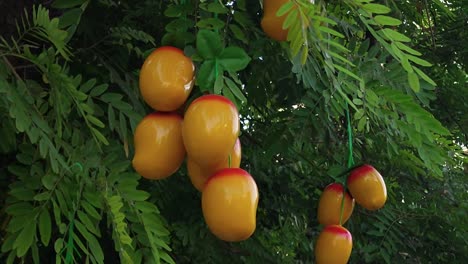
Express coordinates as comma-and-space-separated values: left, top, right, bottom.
347, 164, 387, 210
202, 168, 258, 242
315, 225, 352, 264
187, 138, 241, 191
317, 183, 355, 226
139, 46, 194, 111
132, 112, 185, 180
261, 0, 290, 41
182, 95, 239, 168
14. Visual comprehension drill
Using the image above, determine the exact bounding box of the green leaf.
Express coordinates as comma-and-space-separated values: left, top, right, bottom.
276, 1, 294, 17
334, 64, 362, 82
218, 47, 251, 72
90, 84, 108, 97
407, 54, 432, 67
91, 127, 109, 145
414, 67, 436, 86
77, 210, 100, 237
6, 202, 33, 216
225, 77, 247, 103
318, 26, 345, 38
100, 93, 123, 103
408, 71, 420, 92
121, 189, 150, 201
203, 2, 228, 14
39, 210, 52, 246
34, 192, 51, 201
81, 200, 102, 220
380, 28, 411, 42
374, 15, 402, 26
214, 71, 223, 94
75, 221, 104, 263
197, 60, 216, 92
54, 238, 64, 253
363, 3, 391, 14
196, 18, 225, 30
196, 30, 223, 59
395, 42, 422, 56
282, 9, 298, 30
79, 78, 96, 93
87, 115, 105, 128
229, 24, 248, 44
42, 173, 56, 190
13, 221, 36, 257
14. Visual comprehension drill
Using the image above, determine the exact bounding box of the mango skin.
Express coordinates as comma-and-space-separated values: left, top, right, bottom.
261, 0, 291, 41
182, 95, 240, 168
315, 225, 353, 264
132, 112, 185, 180
347, 164, 387, 210
202, 168, 259, 242
317, 183, 355, 226
139, 46, 194, 111
187, 139, 241, 191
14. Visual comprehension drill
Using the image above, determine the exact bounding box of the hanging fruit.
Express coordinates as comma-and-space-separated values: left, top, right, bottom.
139, 46, 195, 111
202, 168, 259, 242
187, 138, 241, 191
347, 164, 387, 210
182, 94, 240, 168
315, 225, 353, 264
317, 183, 355, 226
260, 0, 291, 41
132, 112, 185, 180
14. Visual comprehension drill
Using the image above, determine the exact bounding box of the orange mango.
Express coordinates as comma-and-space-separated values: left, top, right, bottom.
139, 46, 194, 111
347, 164, 387, 210
315, 225, 353, 264
132, 112, 185, 180
202, 168, 258, 242
182, 95, 240, 168
317, 183, 355, 226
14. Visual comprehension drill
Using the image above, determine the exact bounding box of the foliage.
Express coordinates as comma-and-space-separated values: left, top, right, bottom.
0, 0, 466, 263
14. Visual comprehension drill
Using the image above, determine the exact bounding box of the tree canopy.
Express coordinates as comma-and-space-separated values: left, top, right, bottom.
0, 0, 467, 263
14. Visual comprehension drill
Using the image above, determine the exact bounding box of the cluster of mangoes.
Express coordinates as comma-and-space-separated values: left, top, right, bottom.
132, 46, 259, 242
315, 165, 388, 264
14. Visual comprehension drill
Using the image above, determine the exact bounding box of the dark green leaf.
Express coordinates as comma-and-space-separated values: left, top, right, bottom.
197, 60, 216, 92
225, 77, 247, 103
218, 47, 251, 72
214, 71, 223, 94
39, 210, 52, 246
59, 8, 82, 29
13, 221, 36, 257
196, 30, 223, 59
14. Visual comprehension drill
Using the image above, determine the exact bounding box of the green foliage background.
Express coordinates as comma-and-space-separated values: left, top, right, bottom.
0, 0, 466, 263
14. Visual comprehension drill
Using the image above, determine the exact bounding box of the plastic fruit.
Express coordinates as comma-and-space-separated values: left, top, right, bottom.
187, 138, 241, 191
347, 164, 387, 210
317, 183, 355, 226
132, 112, 185, 180
202, 168, 258, 242
139, 46, 194, 111
261, 0, 291, 41
315, 225, 352, 264
182, 94, 239, 168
